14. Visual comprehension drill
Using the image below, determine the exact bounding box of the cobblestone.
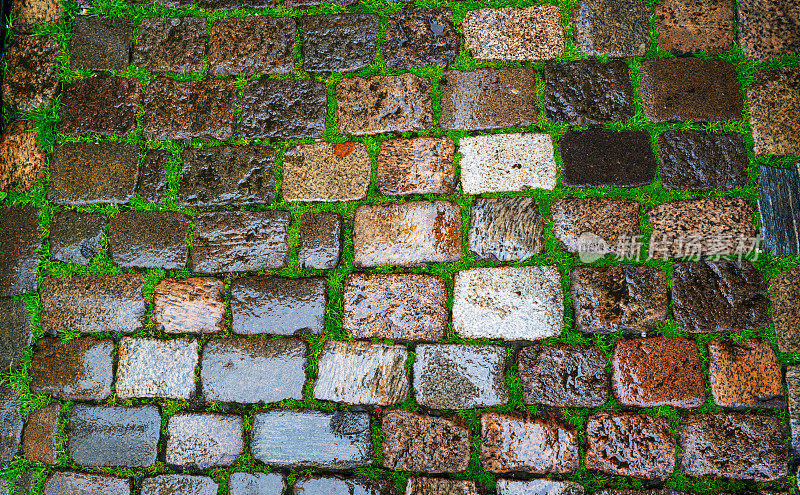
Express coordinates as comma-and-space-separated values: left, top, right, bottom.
67, 405, 160, 468
0, 299, 32, 373
43, 472, 131, 495
141, 475, 218, 495
708, 339, 783, 408
109, 211, 190, 269
49, 212, 105, 265
22, 403, 59, 464
59, 77, 139, 137
0, 387, 22, 466
459, 133, 557, 193
116, 337, 198, 399
301, 14, 379, 73
769, 266, 800, 352
154, 277, 225, 334
658, 131, 747, 191
377, 137, 455, 196
166, 413, 243, 468
573, 0, 651, 57
208, 16, 295, 76
294, 477, 395, 495
133, 17, 206, 73
787, 366, 800, 452
69, 16, 132, 71
48, 143, 139, 206
406, 479, 478, 495
738, 0, 800, 61
383, 8, 459, 70
469, 197, 544, 262
229, 473, 286, 495
337, 74, 432, 135
656, 0, 735, 54
13, 0, 62, 31
2, 35, 59, 111
544, 61, 634, 125
560, 130, 656, 187
242, 78, 327, 139
143, 78, 236, 141
0, 120, 45, 191
283, 142, 371, 202
518, 344, 609, 407
382, 410, 470, 473
29, 337, 114, 400
747, 68, 800, 156
496, 480, 583, 495
299, 212, 342, 270
551, 198, 641, 256
0, 206, 40, 296
463, 6, 564, 61
760, 165, 800, 255
230, 276, 326, 335
137, 150, 169, 203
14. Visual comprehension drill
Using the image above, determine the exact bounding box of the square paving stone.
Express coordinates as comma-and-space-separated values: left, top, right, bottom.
143, 78, 236, 141
109, 211, 190, 269
137, 149, 169, 203
468, 197, 544, 262
141, 475, 218, 495
353, 201, 461, 267
656, 0, 735, 54
133, 17, 206, 73
680, 413, 788, 480
708, 339, 783, 408
301, 14, 379, 72
192, 211, 290, 273
672, 261, 769, 333
573, 0, 651, 56
29, 336, 114, 400
178, 146, 276, 207
383, 8, 459, 70
544, 61, 634, 125
43, 472, 131, 495
738, 0, 800, 61
337, 74, 432, 135
251, 410, 373, 468
208, 16, 295, 76
0, 120, 45, 192
463, 6, 563, 61
230, 276, 325, 335
2, 35, 59, 111
382, 410, 470, 473
560, 130, 656, 187
229, 473, 286, 495
496, 480, 584, 495
0, 206, 40, 296
242, 78, 327, 139
0, 386, 22, 466
748, 68, 800, 155
406, 479, 478, 495
13, 0, 62, 32
640, 58, 743, 122
67, 405, 160, 468
58, 77, 139, 136
295, 477, 394, 495
453, 266, 563, 341
40, 274, 144, 334
658, 131, 747, 191
299, 212, 342, 270
377, 137, 455, 196
166, 413, 243, 469
49, 212, 105, 265
439, 68, 538, 131
585, 412, 675, 480
116, 337, 198, 399
283, 142, 371, 202
69, 16, 132, 70
769, 267, 800, 352
481, 412, 579, 474
759, 165, 800, 255
552, 198, 641, 258
518, 344, 609, 407
201, 337, 306, 403
0, 299, 32, 374
23, 403, 59, 464
612, 337, 705, 408
154, 277, 224, 334
414, 344, 508, 409
459, 134, 557, 194
48, 143, 139, 206
314, 341, 409, 406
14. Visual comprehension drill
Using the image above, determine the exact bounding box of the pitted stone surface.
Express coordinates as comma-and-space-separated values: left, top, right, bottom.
23, 403, 59, 464
377, 137, 455, 196
560, 130, 656, 187
469, 197, 543, 262
58, 77, 139, 136
154, 277, 225, 334
0, 120, 45, 191
748, 68, 800, 156
68, 405, 160, 468
738, 0, 800, 61
496, 480, 584, 495
0, 206, 40, 296
138, 150, 169, 203
294, 477, 395, 495
49, 212, 105, 265
383, 8, 459, 70
406, 479, 478, 495
544, 61, 634, 125
69, 16, 132, 70
43, 472, 131, 495
337, 74, 432, 135
0, 299, 32, 373
573, 0, 650, 56
143, 78, 236, 141
116, 337, 198, 399
459, 134, 557, 193
230, 276, 325, 335
760, 165, 800, 255
382, 410, 470, 473
283, 142, 371, 202
552, 197, 641, 257
166, 413, 244, 468
209, 16, 295, 76
301, 14, 379, 72
0, 386, 22, 466
770, 266, 800, 352
229, 473, 286, 495
48, 143, 139, 206
299, 212, 342, 270
788, 366, 800, 452
658, 131, 747, 190
13, 0, 62, 31
463, 6, 564, 61
133, 17, 207, 73
109, 211, 190, 269
656, 0, 735, 54
29, 337, 114, 400
708, 339, 783, 408
141, 475, 218, 495
242, 78, 327, 139
2, 35, 59, 111
518, 344, 609, 407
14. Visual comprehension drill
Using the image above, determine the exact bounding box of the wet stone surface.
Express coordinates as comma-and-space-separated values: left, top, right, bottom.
133, 17, 207, 73
166, 413, 243, 469
208, 16, 295, 76
496, 480, 584, 495
708, 339, 783, 408
251, 410, 374, 468
406, 479, 478, 495
68, 405, 160, 468
242, 78, 327, 139
0, 386, 22, 466
559, 130, 655, 187
2, 35, 59, 111
383, 8, 459, 70
759, 165, 800, 255
788, 366, 800, 452
116, 337, 198, 399
13, 0, 62, 31
229, 473, 286, 495
382, 410, 470, 473
0, 298, 32, 373
0, 120, 45, 191
301, 14, 379, 73
544, 61, 634, 125
343, 272, 448, 341
154, 277, 224, 334
295, 477, 395, 495
463, 6, 564, 61
23, 403, 59, 464
573, 0, 651, 57
414, 344, 508, 409
469, 197, 544, 262
69, 16, 132, 71
299, 212, 342, 270
518, 344, 609, 407
49, 212, 105, 265
48, 143, 139, 206
0, 206, 40, 296
43, 472, 131, 495
552, 197, 641, 257
283, 142, 371, 202
377, 137, 456, 196
738, 0, 800, 61
143, 78, 236, 141
658, 131, 747, 190
769, 266, 800, 352
59, 77, 139, 137
141, 475, 218, 495
137, 150, 169, 203
230, 276, 326, 335
337, 74, 432, 135
29, 337, 114, 400
109, 211, 190, 269
201, 337, 306, 403
656, 0, 735, 54
748, 68, 800, 156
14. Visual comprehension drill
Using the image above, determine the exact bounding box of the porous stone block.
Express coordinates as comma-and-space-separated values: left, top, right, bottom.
283, 142, 371, 202
154, 277, 224, 334
58, 77, 139, 136
43, 472, 131, 495
69, 16, 132, 70
133, 17, 207, 73
137, 150, 169, 203
496, 480, 584, 495
738, 0, 800, 61
29, 337, 114, 401
787, 366, 800, 452
230, 276, 326, 335
2, 35, 59, 111
208, 16, 295, 76
406, 479, 478, 495
116, 337, 198, 399
377, 137, 456, 196
0, 386, 22, 466
544, 60, 634, 125
0, 206, 40, 296
109, 211, 190, 269
573, 0, 651, 57
337, 74, 432, 135
49, 212, 105, 265
559, 130, 656, 187
166, 413, 244, 468
294, 477, 394, 495
770, 266, 800, 352
463, 6, 564, 61
748, 68, 800, 155
301, 14, 379, 72
0, 120, 45, 191
708, 339, 783, 408
518, 344, 609, 407
658, 131, 747, 191
23, 403, 59, 464
143, 78, 236, 141
141, 475, 218, 495
242, 78, 327, 139
382, 410, 470, 473
656, 0, 735, 54
299, 212, 342, 270
48, 143, 139, 206
67, 405, 160, 467
551, 197, 641, 258
383, 8, 459, 70
229, 473, 286, 495
13, 0, 62, 31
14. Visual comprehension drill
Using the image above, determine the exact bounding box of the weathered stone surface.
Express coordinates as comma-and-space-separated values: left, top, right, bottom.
353, 201, 461, 267
544, 60, 634, 125
496, 480, 584, 495
201, 337, 306, 403
770, 267, 800, 352
109, 211, 190, 269
251, 410, 373, 468
748, 68, 800, 155
242, 78, 327, 139
116, 337, 198, 399
658, 131, 747, 190
384, 8, 459, 70
40, 274, 145, 334
343, 273, 447, 341
154, 277, 224, 334
166, 413, 243, 468
552, 198, 641, 257
68, 405, 160, 468
560, 130, 656, 187
294, 477, 394, 495
708, 339, 783, 408
738, 0, 800, 61
29, 337, 114, 400
337, 74, 432, 135
2, 35, 59, 111
231, 276, 325, 335
585, 412, 675, 480
518, 344, 609, 407
283, 142, 370, 202
141, 475, 218, 495
301, 14, 379, 72
680, 413, 788, 480
0, 386, 22, 466
143, 78, 236, 141
0, 206, 40, 296
573, 0, 651, 56
406, 479, 478, 495
49, 143, 139, 206
377, 137, 455, 196
314, 341, 409, 405
382, 410, 470, 473
672, 261, 769, 333
760, 165, 800, 255
0, 120, 45, 191
640, 58, 743, 122
138, 149, 169, 203
192, 211, 290, 273
788, 366, 800, 452
133, 17, 206, 73
468, 197, 543, 262
58, 77, 139, 136
229, 473, 286, 495
467, 6, 563, 62
459, 134, 557, 194
13, 0, 62, 31
208, 16, 295, 76
43, 472, 131, 495
23, 403, 59, 464
0, 299, 32, 374
613, 337, 705, 408
481, 412, 579, 474
439, 68, 538, 131
49, 212, 105, 265
299, 212, 341, 270
69, 16, 132, 70
656, 0, 735, 54
414, 344, 508, 409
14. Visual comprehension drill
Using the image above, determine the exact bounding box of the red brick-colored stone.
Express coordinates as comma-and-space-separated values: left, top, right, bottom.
2, 35, 59, 111
154, 278, 225, 334
708, 339, 783, 408
29, 337, 114, 401
143, 78, 236, 141
0, 120, 44, 192
656, 0, 735, 54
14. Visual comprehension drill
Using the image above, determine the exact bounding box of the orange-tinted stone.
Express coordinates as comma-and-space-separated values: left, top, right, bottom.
377, 137, 456, 196
708, 339, 783, 408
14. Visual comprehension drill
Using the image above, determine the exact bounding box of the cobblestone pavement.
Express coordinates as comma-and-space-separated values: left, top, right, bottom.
0, 0, 799, 494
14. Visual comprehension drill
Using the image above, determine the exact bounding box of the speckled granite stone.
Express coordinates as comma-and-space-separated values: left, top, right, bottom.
0, 386, 22, 466
770, 267, 800, 352
656, 0, 735, 54
518, 344, 609, 407
708, 339, 783, 408
459, 134, 557, 193
738, 0, 800, 61
406, 479, 477, 495
544, 61, 634, 125
463, 6, 564, 61
748, 68, 800, 155
69, 16, 132, 71
377, 137, 455, 196
573, 0, 651, 57
43, 472, 131, 495
336, 74, 432, 135
13, 0, 62, 31
294, 477, 394, 495
0, 121, 45, 191
208, 16, 295, 76
301, 14, 379, 73
382, 410, 470, 473
2, 35, 59, 111
658, 131, 747, 190
383, 8, 459, 69
116, 337, 198, 399
133, 17, 206, 73
468, 197, 544, 262
166, 413, 244, 468
759, 165, 800, 255
559, 130, 656, 187
551, 197, 641, 257
229, 473, 286, 495
141, 475, 217, 495
283, 142, 371, 202
496, 480, 584, 495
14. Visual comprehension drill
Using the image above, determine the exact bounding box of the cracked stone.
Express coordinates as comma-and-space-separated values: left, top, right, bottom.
116, 337, 198, 399
283, 142, 371, 202
383, 8, 459, 70
377, 137, 455, 196
295, 477, 394, 495
166, 413, 243, 469
2, 35, 59, 111
518, 344, 609, 407
382, 410, 470, 473
0, 299, 32, 374
559, 129, 656, 187
133, 17, 206, 73
544, 61, 634, 125
464, 6, 563, 61
738, 0, 800, 61
109, 211, 190, 269
242, 78, 327, 139
208, 16, 295, 76
760, 165, 800, 255
154, 277, 224, 334
770, 267, 800, 352
496, 480, 584, 495
552, 197, 641, 257
299, 212, 342, 270
337, 74, 432, 135
143, 78, 236, 141
573, 0, 651, 57
748, 68, 800, 155
230, 276, 325, 335
656, 0, 735, 54
0, 206, 40, 296
708, 339, 783, 408
141, 475, 218, 495
67, 405, 160, 468
229, 473, 286, 495
406, 479, 478, 495
58, 77, 139, 136
0, 386, 22, 466
0, 120, 45, 192
49, 212, 105, 265
658, 131, 747, 191
43, 472, 131, 495
301, 14, 379, 72
69, 16, 132, 70
469, 197, 544, 262
23, 403, 59, 464
29, 336, 114, 401
48, 143, 139, 206
137, 150, 169, 203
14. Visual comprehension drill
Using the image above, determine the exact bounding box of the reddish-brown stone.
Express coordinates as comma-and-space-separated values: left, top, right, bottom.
23, 403, 59, 464
58, 77, 140, 136
738, 0, 800, 61
770, 266, 800, 352
382, 410, 470, 473
0, 205, 41, 296
154, 278, 225, 334
13, 0, 62, 31
2, 35, 59, 111
208, 16, 295, 76
29, 337, 114, 401
143, 78, 236, 141
0, 120, 44, 191
377, 137, 455, 196
69, 16, 132, 71
551, 197, 641, 257
337, 74, 432, 135
656, 0, 735, 54
708, 339, 783, 408
299, 212, 341, 270
109, 211, 191, 270
133, 17, 207, 73
406, 478, 478, 495
48, 143, 139, 206
748, 68, 800, 156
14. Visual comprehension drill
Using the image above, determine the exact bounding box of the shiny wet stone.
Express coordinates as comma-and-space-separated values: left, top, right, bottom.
109, 211, 190, 269
301, 14, 379, 73
29, 336, 114, 400
559, 129, 655, 187
201, 337, 306, 403
748, 68, 800, 155
13, 0, 62, 32
468, 197, 544, 262
231, 276, 325, 335
0, 386, 22, 466
552, 198, 641, 257
381, 410, 470, 473
208, 17, 295, 76
383, 8, 459, 70
2, 35, 59, 111
141, 475, 218, 495
143, 78, 236, 141
48, 143, 139, 206
295, 477, 395, 495
769, 266, 800, 352
377, 137, 456, 196
23, 403, 59, 464
0, 299, 32, 373
656, 0, 735, 54
573, 0, 650, 57
58, 77, 139, 136
250, 410, 374, 468
116, 337, 198, 399
166, 413, 243, 468
229, 473, 286, 495
496, 479, 584, 495
463, 6, 564, 61
738, 0, 800, 61
154, 277, 224, 334
283, 142, 371, 202
406, 479, 478, 495
337, 74, 432, 135
67, 404, 160, 468
0, 206, 40, 296
43, 472, 131, 495
49, 212, 105, 265
69, 16, 132, 70
759, 165, 800, 255
299, 212, 342, 270
658, 131, 747, 191
133, 17, 206, 73
544, 61, 634, 125
518, 344, 609, 407
708, 339, 783, 408
788, 366, 800, 452
0, 120, 45, 192
137, 150, 169, 203
241, 78, 326, 139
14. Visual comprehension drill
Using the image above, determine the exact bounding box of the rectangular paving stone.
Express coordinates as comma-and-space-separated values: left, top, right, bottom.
656, 0, 735, 54
0, 386, 22, 466
787, 366, 800, 452
544, 60, 634, 125
560, 130, 656, 187
759, 165, 800, 255
49, 143, 139, 205
166, 413, 243, 469
573, 0, 651, 57
496, 480, 584, 495
230, 276, 326, 335
58, 77, 139, 136
738, 0, 800, 61
748, 69, 800, 155
43, 472, 131, 495
299, 212, 342, 270
440, 68, 537, 130
552, 198, 641, 257
463, 6, 564, 61
518, 344, 609, 407
201, 337, 306, 403
383, 8, 459, 70
0, 298, 32, 374
251, 410, 373, 468
481, 412, 579, 474
0, 206, 40, 296
23, 403, 59, 464
143, 78, 236, 141
658, 131, 747, 191
29, 337, 114, 401
353, 201, 461, 267
137, 149, 169, 203
2, 35, 59, 111
154, 277, 224, 334
377, 137, 455, 196
49, 212, 105, 265
242, 78, 326, 139
337, 74, 432, 135
770, 267, 800, 352
708, 339, 783, 408
13, 0, 62, 32
109, 211, 190, 269
459, 134, 556, 193
0, 120, 46, 192
68, 405, 160, 468
469, 197, 544, 262
406, 479, 478, 495
192, 211, 290, 273
133, 17, 206, 73
141, 475, 218, 495
295, 477, 395, 495
230, 473, 286, 495
283, 142, 371, 202
382, 410, 469, 473
69, 16, 132, 71
116, 337, 198, 399
209, 17, 295, 76
301, 14, 379, 72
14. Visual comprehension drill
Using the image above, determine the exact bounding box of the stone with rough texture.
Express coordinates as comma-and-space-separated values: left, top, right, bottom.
613, 337, 705, 408
384, 8, 459, 70
656, 0, 735, 54
544, 61, 634, 125
0, 206, 40, 296
463, 6, 563, 61
133, 17, 206, 73
166, 413, 243, 468
296, 478, 395, 495
748, 68, 800, 156
49, 143, 139, 206
192, 211, 290, 273
439, 68, 538, 130
0, 386, 22, 466
518, 344, 609, 407
760, 165, 800, 255
585, 412, 675, 480
337, 74, 432, 135
299, 213, 341, 270
377, 137, 455, 196
143, 78, 236, 141
552, 198, 641, 257
141, 475, 218, 495
708, 339, 783, 408
209, 17, 295, 76
49, 212, 105, 265
284, 142, 371, 202
116, 337, 198, 399
109, 211, 190, 269
382, 410, 470, 473
770, 267, 800, 352
29, 337, 114, 400
738, 0, 800, 61
0, 120, 45, 191
2, 35, 59, 111
496, 480, 584, 495
680, 413, 788, 480
469, 197, 543, 262
229, 473, 286, 495
406, 479, 478, 495
201, 337, 306, 403
459, 134, 557, 194
0, 299, 32, 374
23, 403, 59, 464
242, 79, 327, 139
787, 366, 800, 452
43, 472, 131, 495
573, 0, 651, 56
68, 405, 160, 468
58, 77, 139, 136
154, 277, 224, 334
251, 410, 373, 468
658, 131, 747, 190
353, 201, 461, 267
414, 344, 508, 409
70, 16, 132, 70
560, 130, 656, 187
231, 276, 326, 335
301, 14, 379, 72
138, 150, 169, 203
13, 0, 62, 31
